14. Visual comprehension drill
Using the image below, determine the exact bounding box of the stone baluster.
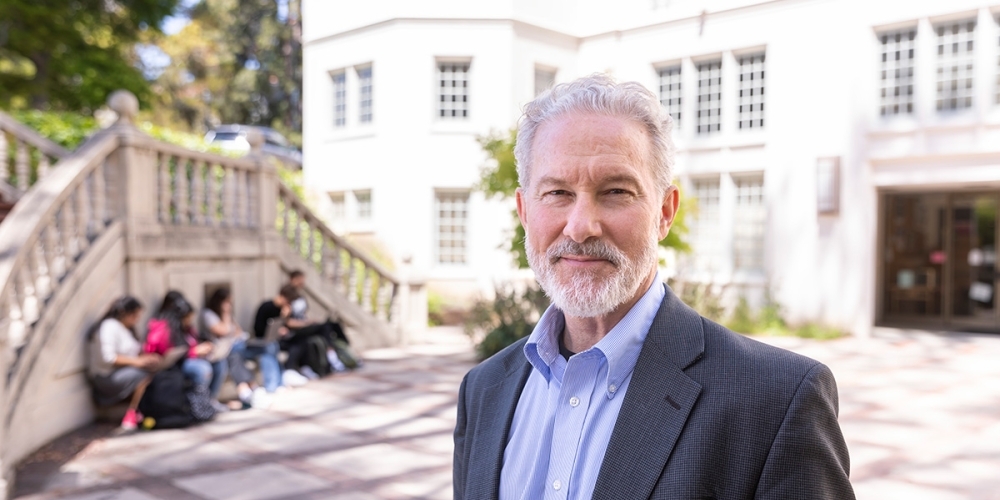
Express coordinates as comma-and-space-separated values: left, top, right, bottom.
38, 155, 50, 180
206, 164, 218, 226
59, 204, 76, 262
93, 161, 107, 225
0, 132, 8, 184
158, 153, 171, 223
282, 196, 291, 238
293, 208, 303, 254
388, 282, 401, 324
15, 140, 29, 190
174, 158, 188, 224
361, 269, 373, 313
190, 160, 203, 225
346, 258, 358, 305
307, 224, 316, 265
237, 169, 248, 227
75, 184, 91, 252
330, 244, 344, 292
43, 219, 59, 283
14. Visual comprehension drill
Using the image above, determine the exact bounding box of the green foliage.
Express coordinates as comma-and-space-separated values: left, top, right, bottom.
476, 128, 692, 269
464, 284, 549, 360
0, 0, 179, 111
427, 291, 446, 326
148, 0, 302, 137
10, 110, 99, 149
672, 280, 726, 322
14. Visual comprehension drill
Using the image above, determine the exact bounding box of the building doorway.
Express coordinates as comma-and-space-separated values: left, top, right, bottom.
881, 191, 999, 331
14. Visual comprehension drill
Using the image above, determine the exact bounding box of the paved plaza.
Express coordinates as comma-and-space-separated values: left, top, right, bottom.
12, 326, 1000, 499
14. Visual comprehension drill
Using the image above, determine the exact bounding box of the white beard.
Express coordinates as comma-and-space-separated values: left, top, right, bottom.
526, 229, 659, 318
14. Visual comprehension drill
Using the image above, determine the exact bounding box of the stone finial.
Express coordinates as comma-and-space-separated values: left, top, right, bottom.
107, 90, 139, 125
245, 128, 264, 154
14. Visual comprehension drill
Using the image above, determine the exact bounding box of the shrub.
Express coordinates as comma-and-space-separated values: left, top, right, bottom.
464, 283, 549, 360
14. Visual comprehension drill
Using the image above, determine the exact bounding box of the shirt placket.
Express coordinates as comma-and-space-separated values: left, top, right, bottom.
543, 352, 599, 500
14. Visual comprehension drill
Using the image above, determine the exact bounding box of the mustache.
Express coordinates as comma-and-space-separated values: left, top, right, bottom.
546, 238, 624, 267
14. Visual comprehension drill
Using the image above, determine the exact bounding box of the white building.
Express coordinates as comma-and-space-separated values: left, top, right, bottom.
302, 0, 1000, 335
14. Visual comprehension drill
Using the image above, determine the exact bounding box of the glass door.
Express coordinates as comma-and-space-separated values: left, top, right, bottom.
883, 194, 947, 320
948, 194, 999, 330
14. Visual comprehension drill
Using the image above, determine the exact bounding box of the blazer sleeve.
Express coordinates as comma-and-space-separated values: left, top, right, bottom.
453, 373, 470, 500
755, 362, 855, 500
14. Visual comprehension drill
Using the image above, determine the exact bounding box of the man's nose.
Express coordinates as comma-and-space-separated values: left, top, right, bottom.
563, 196, 602, 243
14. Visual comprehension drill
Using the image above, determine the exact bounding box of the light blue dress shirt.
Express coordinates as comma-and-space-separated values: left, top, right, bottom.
499, 272, 665, 500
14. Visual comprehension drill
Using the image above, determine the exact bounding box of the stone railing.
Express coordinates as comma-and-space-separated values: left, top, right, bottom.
0, 112, 70, 197
0, 121, 122, 428
277, 184, 400, 323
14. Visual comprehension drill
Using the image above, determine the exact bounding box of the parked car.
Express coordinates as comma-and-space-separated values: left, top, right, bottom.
204, 125, 302, 168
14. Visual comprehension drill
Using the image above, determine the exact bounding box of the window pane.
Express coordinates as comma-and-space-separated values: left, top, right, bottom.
878, 28, 916, 116
358, 66, 373, 123
438, 62, 470, 120
332, 72, 346, 127
737, 53, 765, 129
734, 175, 766, 272
535, 68, 556, 96
658, 65, 682, 129
696, 60, 722, 135
936, 19, 976, 111
354, 190, 372, 220
690, 177, 723, 271
435, 191, 469, 264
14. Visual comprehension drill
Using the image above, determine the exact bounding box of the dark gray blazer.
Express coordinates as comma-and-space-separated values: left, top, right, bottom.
454, 286, 855, 499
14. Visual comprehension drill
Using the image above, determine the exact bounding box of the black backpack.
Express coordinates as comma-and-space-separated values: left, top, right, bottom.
303, 336, 331, 376
138, 365, 217, 429
138, 366, 194, 429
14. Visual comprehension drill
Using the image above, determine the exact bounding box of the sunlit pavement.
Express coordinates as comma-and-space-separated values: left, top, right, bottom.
13, 327, 1000, 499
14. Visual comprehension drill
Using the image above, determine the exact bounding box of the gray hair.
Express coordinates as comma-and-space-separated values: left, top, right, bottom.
514, 73, 675, 194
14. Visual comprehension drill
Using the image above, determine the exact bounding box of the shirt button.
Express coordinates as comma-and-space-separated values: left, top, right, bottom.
609, 384, 617, 393
553, 480, 562, 490
569, 396, 580, 407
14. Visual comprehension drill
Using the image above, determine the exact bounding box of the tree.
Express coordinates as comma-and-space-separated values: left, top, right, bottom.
0, 0, 179, 112
148, 0, 302, 142
477, 129, 691, 269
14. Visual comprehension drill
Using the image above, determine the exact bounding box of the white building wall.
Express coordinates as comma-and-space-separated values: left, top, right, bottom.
303, 0, 1000, 333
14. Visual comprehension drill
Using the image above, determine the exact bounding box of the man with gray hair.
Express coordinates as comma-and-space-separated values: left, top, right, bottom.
453, 74, 854, 499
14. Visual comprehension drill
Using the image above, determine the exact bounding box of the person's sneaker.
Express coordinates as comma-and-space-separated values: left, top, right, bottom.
121, 409, 140, 430
251, 387, 272, 409
282, 369, 308, 387
211, 400, 230, 414
327, 350, 347, 372
299, 365, 320, 380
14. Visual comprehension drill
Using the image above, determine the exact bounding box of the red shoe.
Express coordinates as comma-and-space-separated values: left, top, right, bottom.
121, 409, 139, 430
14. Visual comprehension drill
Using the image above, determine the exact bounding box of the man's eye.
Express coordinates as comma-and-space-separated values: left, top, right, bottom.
607, 189, 630, 195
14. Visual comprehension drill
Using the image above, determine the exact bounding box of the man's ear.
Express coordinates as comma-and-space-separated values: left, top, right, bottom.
658, 185, 680, 240
516, 188, 528, 228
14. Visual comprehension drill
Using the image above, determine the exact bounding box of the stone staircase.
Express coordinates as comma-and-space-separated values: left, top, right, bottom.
0, 91, 425, 499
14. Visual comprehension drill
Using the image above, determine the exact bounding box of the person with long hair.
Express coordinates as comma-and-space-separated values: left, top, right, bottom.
201, 288, 276, 408
144, 291, 228, 413
87, 296, 160, 430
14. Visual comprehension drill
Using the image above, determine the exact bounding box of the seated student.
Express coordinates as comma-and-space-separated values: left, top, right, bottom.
87, 296, 162, 430
145, 292, 228, 413
253, 285, 310, 386
201, 288, 275, 408
286, 270, 353, 373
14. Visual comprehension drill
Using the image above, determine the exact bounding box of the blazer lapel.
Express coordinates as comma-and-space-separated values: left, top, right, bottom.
592, 286, 706, 500
465, 345, 532, 500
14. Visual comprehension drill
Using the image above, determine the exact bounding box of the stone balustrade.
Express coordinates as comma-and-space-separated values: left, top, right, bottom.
0, 112, 70, 196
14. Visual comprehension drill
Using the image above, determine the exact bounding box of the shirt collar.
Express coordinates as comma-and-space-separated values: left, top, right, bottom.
524, 271, 665, 392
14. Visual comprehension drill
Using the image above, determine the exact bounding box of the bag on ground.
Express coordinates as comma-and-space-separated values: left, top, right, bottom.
332, 339, 361, 370
304, 336, 331, 376
138, 366, 193, 429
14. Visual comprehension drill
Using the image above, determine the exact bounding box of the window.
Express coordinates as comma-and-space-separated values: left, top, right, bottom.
996, 15, 1000, 104
535, 68, 556, 97
435, 191, 469, 264
935, 19, 976, 111
358, 66, 373, 123
733, 175, 765, 272
696, 60, 722, 134
354, 190, 371, 220
332, 71, 346, 127
737, 53, 765, 129
690, 177, 723, 271
438, 62, 470, 119
658, 65, 682, 129
328, 192, 346, 220
879, 28, 916, 115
